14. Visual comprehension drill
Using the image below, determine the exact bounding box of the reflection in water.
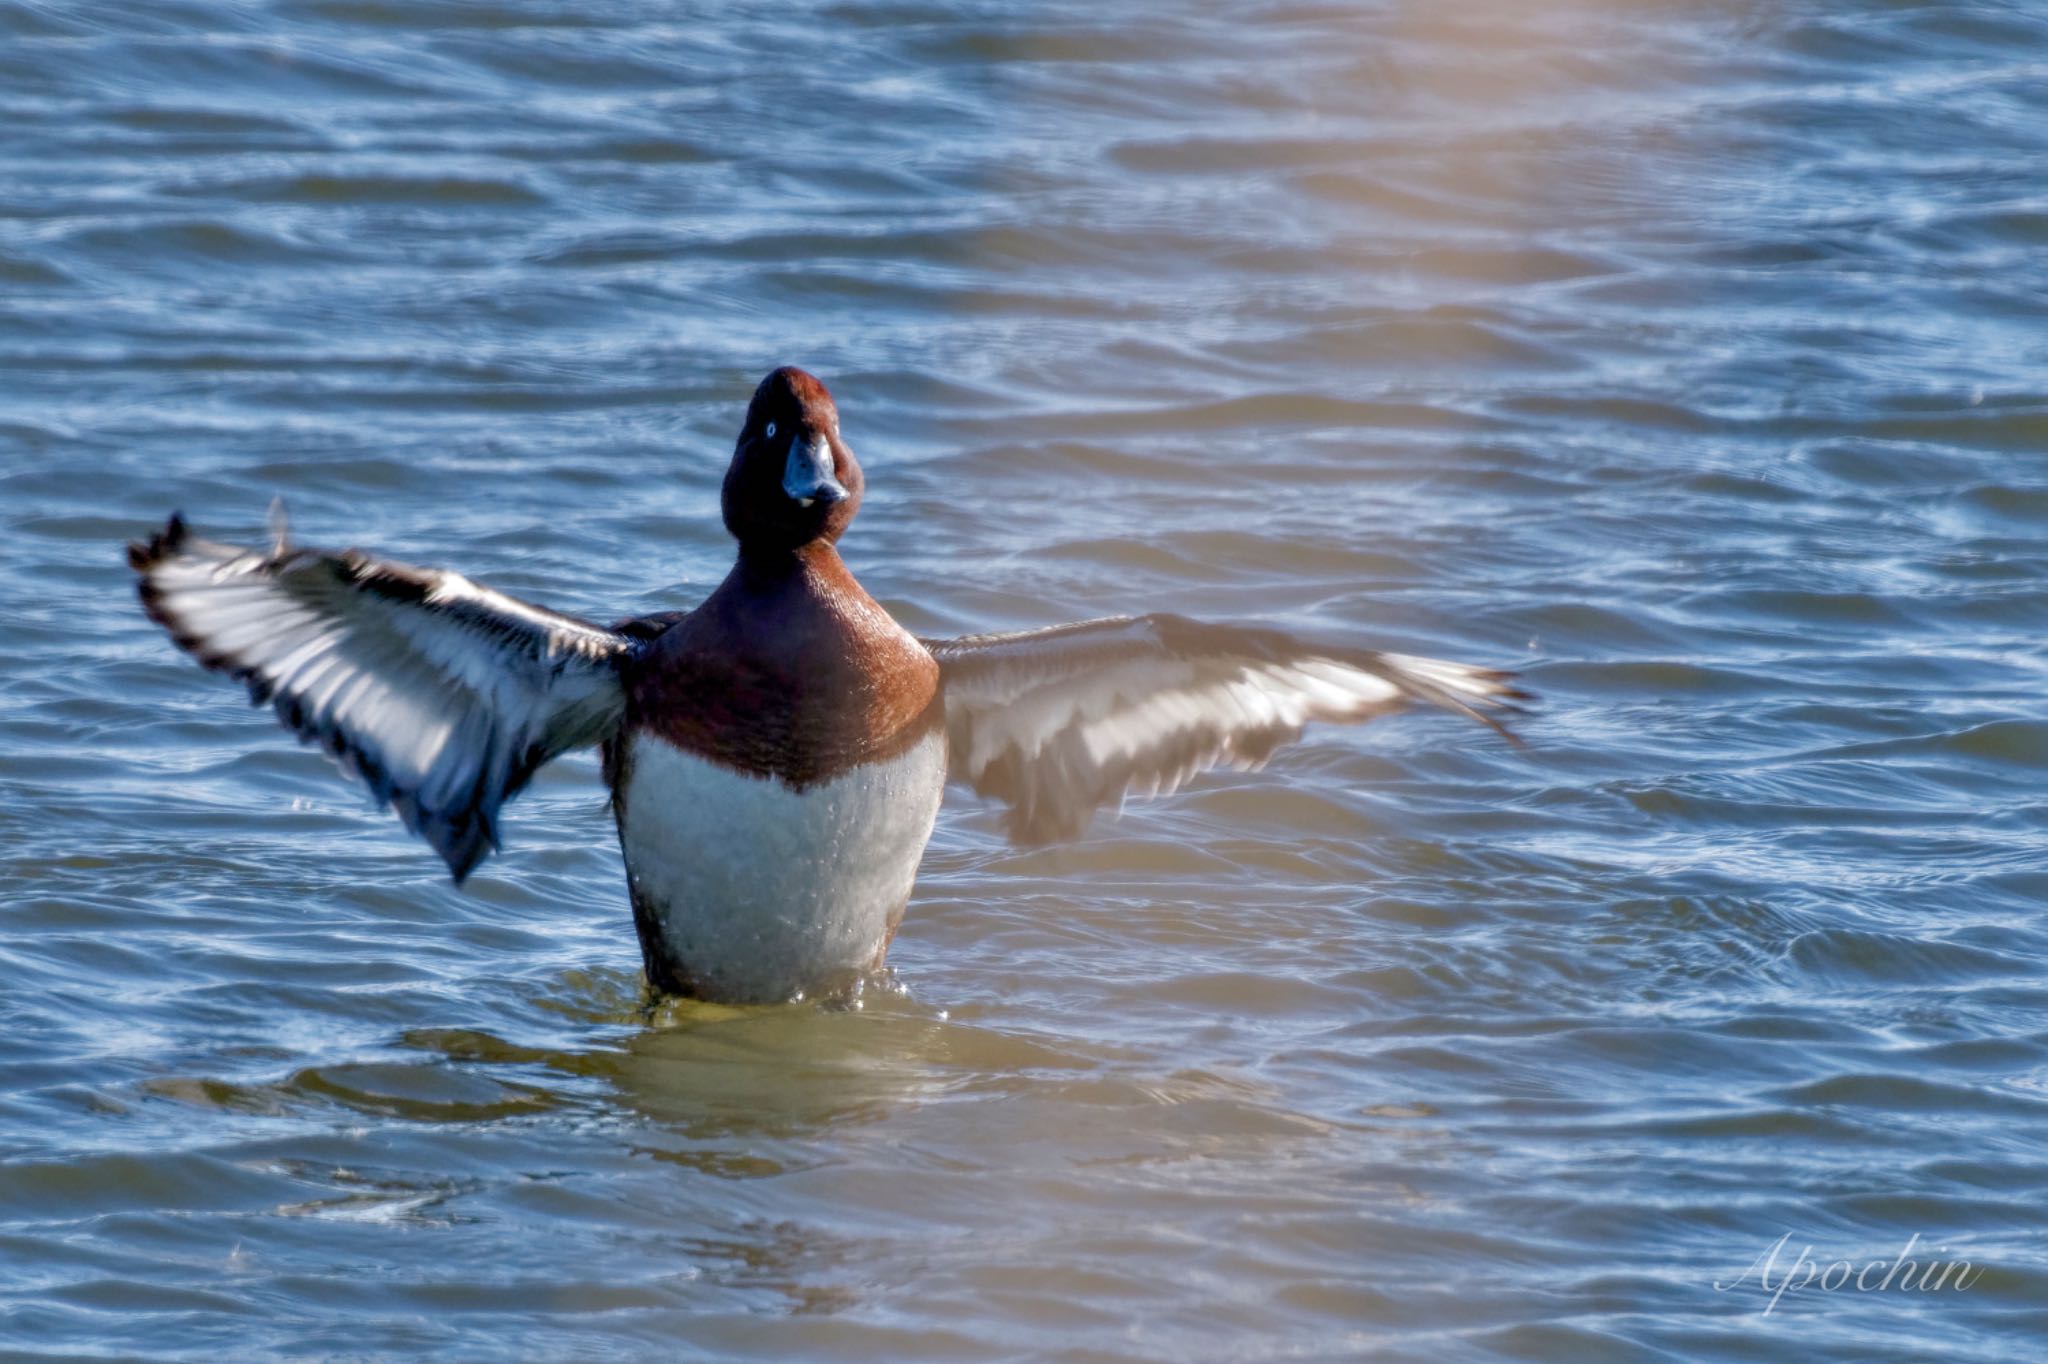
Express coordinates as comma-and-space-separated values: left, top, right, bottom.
408, 982, 966, 1141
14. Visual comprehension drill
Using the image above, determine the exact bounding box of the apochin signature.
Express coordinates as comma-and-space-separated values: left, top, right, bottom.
1716, 1233, 1984, 1315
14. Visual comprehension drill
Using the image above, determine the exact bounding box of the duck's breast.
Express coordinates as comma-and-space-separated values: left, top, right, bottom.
615, 725, 947, 1002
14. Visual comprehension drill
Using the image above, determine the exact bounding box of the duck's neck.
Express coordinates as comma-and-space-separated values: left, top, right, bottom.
732, 540, 849, 593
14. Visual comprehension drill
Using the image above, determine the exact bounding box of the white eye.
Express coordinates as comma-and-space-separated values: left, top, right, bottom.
765, 422, 777, 439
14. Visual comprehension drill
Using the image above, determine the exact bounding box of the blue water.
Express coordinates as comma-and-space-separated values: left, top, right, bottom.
3, 1, 2047, 1358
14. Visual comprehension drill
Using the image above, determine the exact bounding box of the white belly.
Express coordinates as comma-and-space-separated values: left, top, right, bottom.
617, 729, 946, 1002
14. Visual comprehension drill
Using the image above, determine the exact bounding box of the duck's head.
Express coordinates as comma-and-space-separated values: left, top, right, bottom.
722, 366, 863, 551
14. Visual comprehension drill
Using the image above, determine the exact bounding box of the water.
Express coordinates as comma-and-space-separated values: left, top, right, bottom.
4, 0, 2047, 1357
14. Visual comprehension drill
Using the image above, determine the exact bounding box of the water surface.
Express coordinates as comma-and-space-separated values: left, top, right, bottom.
4, 0, 2048, 1358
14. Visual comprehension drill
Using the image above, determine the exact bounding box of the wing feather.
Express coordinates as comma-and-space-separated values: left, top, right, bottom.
130, 512, 633, 880
926, 613, 1529, 844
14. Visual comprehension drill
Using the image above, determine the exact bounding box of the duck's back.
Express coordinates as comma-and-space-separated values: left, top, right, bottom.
610, 550, 944, 1002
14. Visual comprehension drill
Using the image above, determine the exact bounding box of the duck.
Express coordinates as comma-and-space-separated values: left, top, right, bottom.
129, 366, 1529, 1003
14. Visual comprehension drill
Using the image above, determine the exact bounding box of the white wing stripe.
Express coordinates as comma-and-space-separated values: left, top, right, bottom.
928, 613, 1528, 844
132, 513, 633, 879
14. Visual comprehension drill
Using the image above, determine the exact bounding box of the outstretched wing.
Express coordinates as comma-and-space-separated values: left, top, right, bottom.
130, 512, 634, 880
925, 613, 1529, 845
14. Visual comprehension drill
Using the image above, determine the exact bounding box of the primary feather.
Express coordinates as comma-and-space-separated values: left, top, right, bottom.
926, 613, 1529, 844
129, 513, 633, 879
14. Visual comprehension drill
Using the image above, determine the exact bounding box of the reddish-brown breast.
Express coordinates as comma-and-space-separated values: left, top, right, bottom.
621, 544, 941, 789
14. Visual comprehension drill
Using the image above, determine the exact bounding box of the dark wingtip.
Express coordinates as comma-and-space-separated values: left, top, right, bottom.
1481, 667, 1539, 708
127, 512, 188, 573
1488, 673, 1538, 746
444, 835, 487, 886
435, 809, 499, 887
1478, 684, 1534, 748
1404, 668, 1535, 749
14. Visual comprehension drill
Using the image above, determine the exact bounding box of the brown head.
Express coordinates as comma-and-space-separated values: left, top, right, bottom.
721, 367, 864, 552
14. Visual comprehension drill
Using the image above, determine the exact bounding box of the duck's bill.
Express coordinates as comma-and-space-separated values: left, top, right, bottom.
783, 435, 848, 507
